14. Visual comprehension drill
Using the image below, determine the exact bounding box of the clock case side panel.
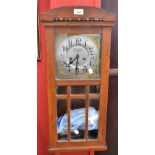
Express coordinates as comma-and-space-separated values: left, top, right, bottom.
45, 26, 58, 148
98, 27, 112, 145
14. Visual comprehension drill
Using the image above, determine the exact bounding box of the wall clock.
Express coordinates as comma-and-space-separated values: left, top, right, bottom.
40, 6, 116, 152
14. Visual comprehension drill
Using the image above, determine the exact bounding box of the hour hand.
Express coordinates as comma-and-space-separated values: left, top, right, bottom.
68, 54, 79, 66
68, 61, 72, 67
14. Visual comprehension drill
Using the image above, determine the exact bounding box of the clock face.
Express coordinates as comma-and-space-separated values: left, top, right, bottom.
57, 36, 98, 75
55, 34, 101, 79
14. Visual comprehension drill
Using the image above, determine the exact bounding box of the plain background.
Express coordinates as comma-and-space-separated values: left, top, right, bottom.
0, 0, 155, 155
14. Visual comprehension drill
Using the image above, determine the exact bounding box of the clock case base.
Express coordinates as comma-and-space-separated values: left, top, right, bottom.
48, 144, 107, 152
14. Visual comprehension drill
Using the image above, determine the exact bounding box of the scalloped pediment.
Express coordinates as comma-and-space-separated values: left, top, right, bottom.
40, 6, 116, 23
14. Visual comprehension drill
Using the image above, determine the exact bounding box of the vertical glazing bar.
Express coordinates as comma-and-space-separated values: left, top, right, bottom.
67, 86, 71, 141
85, 85, 89, 140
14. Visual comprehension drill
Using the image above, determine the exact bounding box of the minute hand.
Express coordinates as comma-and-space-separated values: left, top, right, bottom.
75, 54, 79, 75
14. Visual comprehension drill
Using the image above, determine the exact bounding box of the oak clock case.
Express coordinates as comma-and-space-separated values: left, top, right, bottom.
40, 6, 116, 152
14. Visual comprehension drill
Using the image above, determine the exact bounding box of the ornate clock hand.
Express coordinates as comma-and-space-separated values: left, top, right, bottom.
68, 58, 74, 67
68, 54, 79, 67
75, 54, 79, 75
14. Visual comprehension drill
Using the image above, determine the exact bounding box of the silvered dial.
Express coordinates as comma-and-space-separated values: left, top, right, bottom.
57, 35, 98, 75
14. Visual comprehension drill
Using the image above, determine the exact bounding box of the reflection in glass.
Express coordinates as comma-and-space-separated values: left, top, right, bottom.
71, 85, 85, 94
70, 99, 85, 140
90, 85, 100, 94
57, 99, 67, 140
88, 99, 99, 139
57, 86, 67, 94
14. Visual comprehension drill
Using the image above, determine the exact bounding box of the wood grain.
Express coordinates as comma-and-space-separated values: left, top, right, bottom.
55, 80, 100, 86
98, 27, 112, 145
45, 27, 57, 147
67, 86, 71, 141
40, 6, 116, 22
85, 85, 89, 140
56, 94, 100, 99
